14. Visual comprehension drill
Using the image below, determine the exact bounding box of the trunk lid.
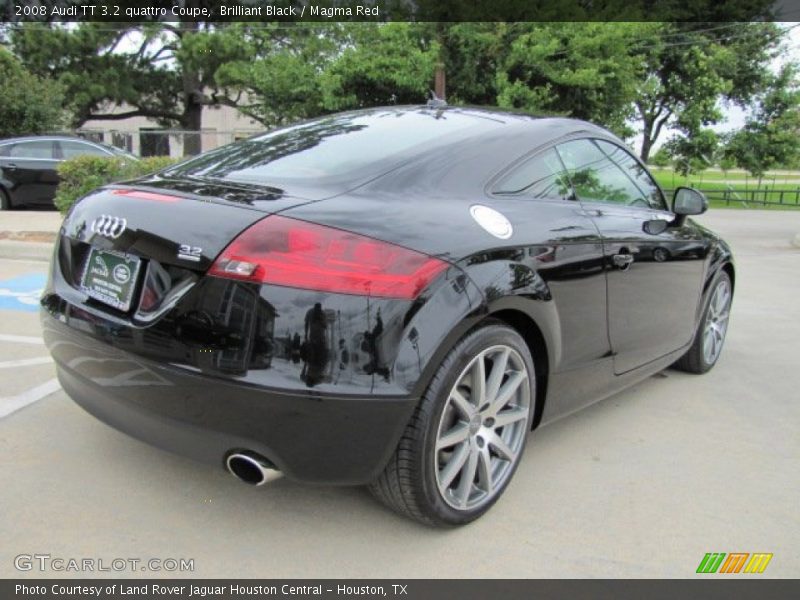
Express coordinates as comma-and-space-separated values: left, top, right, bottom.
62, 180, 313, 271
53, 179, 312, 323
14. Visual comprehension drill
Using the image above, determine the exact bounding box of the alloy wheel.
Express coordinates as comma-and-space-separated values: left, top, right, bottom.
434, 345, 531, 511
703, 279, 732, 365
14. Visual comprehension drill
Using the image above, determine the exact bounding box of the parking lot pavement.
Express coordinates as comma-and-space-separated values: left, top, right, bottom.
0, 211, 798, 579
0, 261, 57, 413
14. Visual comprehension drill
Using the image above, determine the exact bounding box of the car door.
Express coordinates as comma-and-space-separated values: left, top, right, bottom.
0, 140, 60, 207
555, 137, 707, 374
489, 146, 611, 374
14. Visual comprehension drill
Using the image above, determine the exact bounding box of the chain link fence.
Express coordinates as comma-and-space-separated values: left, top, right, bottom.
664, 187, 800, 208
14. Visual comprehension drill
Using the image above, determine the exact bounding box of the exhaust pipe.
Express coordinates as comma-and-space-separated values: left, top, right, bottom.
226, 451, 283, 486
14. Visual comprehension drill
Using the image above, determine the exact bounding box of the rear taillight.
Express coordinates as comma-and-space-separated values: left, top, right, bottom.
208, 215, 448, 299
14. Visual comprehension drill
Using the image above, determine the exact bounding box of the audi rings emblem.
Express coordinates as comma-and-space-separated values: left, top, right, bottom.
90, 215, 127, 239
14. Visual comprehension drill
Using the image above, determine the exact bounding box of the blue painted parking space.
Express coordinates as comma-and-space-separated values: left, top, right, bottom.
0, 273, 47, 312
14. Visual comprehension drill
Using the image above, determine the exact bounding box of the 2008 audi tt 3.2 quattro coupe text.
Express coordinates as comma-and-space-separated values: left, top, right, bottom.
41, 106, 734, 526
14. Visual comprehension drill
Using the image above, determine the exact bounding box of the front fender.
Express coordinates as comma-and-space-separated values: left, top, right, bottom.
694, 221, 735, 321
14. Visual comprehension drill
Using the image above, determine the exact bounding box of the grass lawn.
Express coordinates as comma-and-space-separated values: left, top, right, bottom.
649, 167, 800, 185
649, 167, 800, 209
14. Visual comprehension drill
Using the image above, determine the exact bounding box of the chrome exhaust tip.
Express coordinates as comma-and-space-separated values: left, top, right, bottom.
226, 452, 283, 486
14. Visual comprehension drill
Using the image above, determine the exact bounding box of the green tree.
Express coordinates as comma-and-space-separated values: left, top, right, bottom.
215, 24, 344, 127
11, 20, 251, 155
438, 23, 508, 105
723, 64, 800, 183
634, 22, 783, 163
495, 23, 655, 137
664, 128, 719, 176
215, 23, 438, 125
320, 23, 439, 112
0, 48, 65, 136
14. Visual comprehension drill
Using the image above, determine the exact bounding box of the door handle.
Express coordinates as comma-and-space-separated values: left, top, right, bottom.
5, 163, 18, 170
612, 252, 634, 271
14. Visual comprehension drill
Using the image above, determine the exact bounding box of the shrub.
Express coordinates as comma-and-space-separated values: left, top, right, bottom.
54, 155, 180, 214
649, 147, 672, 168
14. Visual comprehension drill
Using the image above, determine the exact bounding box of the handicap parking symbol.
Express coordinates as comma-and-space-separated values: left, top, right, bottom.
0, 273, 47, 312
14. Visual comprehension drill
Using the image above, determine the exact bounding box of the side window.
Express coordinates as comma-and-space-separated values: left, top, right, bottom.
556, 139, 653, 209
594, 140, 665, 210
9, 140, 55, 159
493, 147, 573, 201
58, 141, 111, 160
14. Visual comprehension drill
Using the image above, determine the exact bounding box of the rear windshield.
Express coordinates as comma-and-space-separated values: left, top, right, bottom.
166, 109, 498, 185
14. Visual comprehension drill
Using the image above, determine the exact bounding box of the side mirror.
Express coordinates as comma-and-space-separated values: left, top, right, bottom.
673, 187, 708, 216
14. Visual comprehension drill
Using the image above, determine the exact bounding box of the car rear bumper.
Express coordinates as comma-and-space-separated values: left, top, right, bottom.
42, 310, 417, 485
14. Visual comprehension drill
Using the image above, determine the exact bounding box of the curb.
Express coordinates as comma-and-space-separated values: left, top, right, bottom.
0, 240, 54, 262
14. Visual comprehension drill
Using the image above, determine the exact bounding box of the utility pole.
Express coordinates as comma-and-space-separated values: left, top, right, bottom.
434, 23, 446, 100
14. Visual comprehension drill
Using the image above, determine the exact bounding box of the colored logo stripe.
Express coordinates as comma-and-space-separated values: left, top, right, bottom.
719, 553, 749, 573
697, 552, 773, 574
744, 553, 773, 574
697, 553, 726, 573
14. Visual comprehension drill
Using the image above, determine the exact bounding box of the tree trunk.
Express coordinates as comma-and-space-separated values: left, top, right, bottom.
181, 100, 203, 157
638, 106, 655, 163
434, 23, 447, 101
180, 19, 202, 157
640, 134, 654, 164
434, 64, 446, 100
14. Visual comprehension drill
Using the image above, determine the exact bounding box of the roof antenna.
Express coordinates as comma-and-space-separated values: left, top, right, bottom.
427, 90, 447, 109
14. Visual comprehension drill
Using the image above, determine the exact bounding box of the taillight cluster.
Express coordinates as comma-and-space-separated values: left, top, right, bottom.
209, 215, 447, 300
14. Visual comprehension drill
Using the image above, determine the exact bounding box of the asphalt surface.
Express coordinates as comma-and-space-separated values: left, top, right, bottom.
0, 210, 798, 578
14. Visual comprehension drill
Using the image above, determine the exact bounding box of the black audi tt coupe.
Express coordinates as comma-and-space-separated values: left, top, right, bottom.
41, 106, 734, 526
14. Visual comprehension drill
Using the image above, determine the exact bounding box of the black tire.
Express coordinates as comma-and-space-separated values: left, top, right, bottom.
369, 322, 536, 526
673, 271, 732, 374
0, 188, 10, 210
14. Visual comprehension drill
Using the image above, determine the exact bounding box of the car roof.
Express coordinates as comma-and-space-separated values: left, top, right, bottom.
0, 135, 106, 145
362, 104, 605, 134
253, 104, 610, 146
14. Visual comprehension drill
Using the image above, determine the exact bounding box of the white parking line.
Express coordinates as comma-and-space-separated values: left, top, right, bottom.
0, 334, 44, 345
0, 378, 61, 419
0, 357, 53, 369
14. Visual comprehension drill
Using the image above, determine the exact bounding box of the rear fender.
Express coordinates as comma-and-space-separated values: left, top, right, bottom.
393, 258, 560, 397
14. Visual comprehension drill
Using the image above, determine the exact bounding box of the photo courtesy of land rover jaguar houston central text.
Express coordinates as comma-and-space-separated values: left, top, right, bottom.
41, 107, 734, 526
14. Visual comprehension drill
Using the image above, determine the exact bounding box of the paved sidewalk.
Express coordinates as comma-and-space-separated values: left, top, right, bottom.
0, 210, 63, 233
0, 211, 63, 261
